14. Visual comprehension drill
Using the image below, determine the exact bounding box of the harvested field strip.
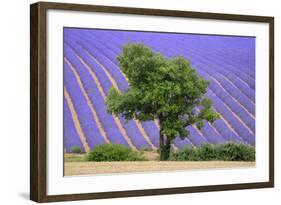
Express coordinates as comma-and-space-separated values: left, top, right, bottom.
64, 161, 255, 176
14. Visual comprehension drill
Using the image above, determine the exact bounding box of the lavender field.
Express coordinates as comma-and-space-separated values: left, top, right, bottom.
63, 28, 255, 153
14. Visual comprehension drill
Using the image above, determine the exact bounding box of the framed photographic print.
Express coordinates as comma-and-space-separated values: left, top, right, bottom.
30, 1, 274, 202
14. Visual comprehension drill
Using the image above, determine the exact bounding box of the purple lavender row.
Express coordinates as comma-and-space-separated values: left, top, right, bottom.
126, 33, 256, 136
181, 42, 256, 108
226, 73, 255, 102
158, 34, 255, 102
95, 30, 254, 79
165, 34, 255, 78
101, 30, 255, 110
132, 36, 253, 144
64, 61, 106, 148
63, 28, 254, 147
112, 31, 255, 89
206, 90, 255, 145
174, 137, 193, 149
165, 35, 256, 89
122, 32, 246, 143
194, 68, 255, 133
171, 44, 256, 107
212, 72, 255, 114
133, 31, 255, 79
64, 44, 130, 147
66, 30, 164, 148
63, 98, 85, 152
78, 30, 206, 147
65, 34, 153, 149
83, 30, 231, 146
72, 30, 192, 148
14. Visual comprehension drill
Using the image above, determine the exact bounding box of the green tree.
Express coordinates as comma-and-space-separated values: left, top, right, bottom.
106, 43, 220, 160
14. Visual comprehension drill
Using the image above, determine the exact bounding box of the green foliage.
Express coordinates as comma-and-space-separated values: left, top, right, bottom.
70, 146, 83, 154
86, 144, 147, 161
216, 142, 255, 161
169, 146, 199, 161
169, 142, 255, 161
106, 43, 219, 160
197, 144, 218, 160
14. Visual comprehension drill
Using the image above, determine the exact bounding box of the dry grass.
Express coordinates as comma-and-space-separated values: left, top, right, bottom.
64, 161, 255, 176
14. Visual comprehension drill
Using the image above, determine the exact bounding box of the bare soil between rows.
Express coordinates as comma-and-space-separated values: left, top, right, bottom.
64, 160, 255, 176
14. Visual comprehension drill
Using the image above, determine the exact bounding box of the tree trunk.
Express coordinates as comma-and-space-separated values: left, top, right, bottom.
159, 117, 171, 161
164, 137, 172, 159
159, 132, 166, 161
159, 133, 172, 161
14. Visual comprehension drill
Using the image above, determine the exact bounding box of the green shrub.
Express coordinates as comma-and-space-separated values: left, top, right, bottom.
196, 144, 218, 160
216, 142, 255, 161
70, 146, 83, 154
169, 146, 199, 161
86, 144, 147, 161
169, 142, 255, 161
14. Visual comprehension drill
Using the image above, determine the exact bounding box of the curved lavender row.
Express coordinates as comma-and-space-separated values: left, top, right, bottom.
102, 31, 255, 89
64, 43, 130, 147
86, 32, 229, 145
96, 30, 255, 119
167, 35, 255, 89
174, 137, 193, 149
65, 33, 157, 149
64, 61, 106, 148
66, 30, 180, 147
141, 121, 159, 147
63, 98, 85, 152
161, 47, 255, 131
63, 28, 256, 150
190, 36, 255, 77
126, 31, 254, 143
86, 30, 255, 117
206, 90, 255, 145
187, 126, 209, 146
152, 33, 255, 102
75, 31, 209, 147
136, 32, 255, 81
164, 34, 255, 78
227, 73, 255, 102
123, 33, 254, 140
171, 47, 256, 116
212, 119, 243, 143
182, 45, 256, 108
125, 34, 256, 135
212, 72, 255, 114
196, 68, 255, 133
67, 30, 128, 92
200, 122, 227, 144
65, 35, 153, 149
118, 117, 152, 149
81, 31, 212, 146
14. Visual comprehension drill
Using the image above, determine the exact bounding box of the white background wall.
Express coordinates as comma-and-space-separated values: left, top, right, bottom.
0, 0, 279, 204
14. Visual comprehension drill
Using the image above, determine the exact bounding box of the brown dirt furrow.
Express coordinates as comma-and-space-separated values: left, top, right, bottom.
64, 87, 91, 152
65, 57, 111, 144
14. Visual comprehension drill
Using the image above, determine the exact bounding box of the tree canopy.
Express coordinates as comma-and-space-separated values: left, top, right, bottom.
106, 43, 220, 160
